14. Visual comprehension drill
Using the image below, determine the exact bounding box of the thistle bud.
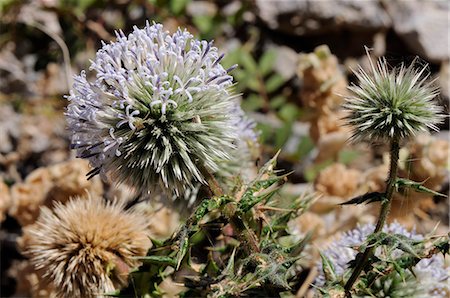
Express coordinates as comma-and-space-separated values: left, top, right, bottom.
344, 50, 444, 143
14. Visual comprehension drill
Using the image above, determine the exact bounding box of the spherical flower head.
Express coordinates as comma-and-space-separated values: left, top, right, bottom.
66, 22, 245, 196
344, 50, 444, 143
23, 196, 151, 298
316, 222, 449, 297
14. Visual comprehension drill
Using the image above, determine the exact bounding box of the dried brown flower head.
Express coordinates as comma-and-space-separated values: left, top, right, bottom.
9, 159, 103, 226
23, 195, 151, 298
315, 163, 361, 198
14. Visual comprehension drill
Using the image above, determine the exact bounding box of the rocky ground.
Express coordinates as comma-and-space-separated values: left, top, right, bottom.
0, 0, 448, 297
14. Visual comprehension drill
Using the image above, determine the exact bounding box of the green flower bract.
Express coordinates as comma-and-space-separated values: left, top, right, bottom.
344, 53, 444, 142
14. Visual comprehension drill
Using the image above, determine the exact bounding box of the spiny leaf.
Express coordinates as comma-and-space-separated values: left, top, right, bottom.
149, 237, 165, 248
288, 232, 312, 256
135, 255, 177, 267
434, 236, 450, 255
340, 192, 384, 205
176, 236, 190, 270
395, 178, 447, 197
368, 232, 421, 258
223, 248, 237, 277
320, 252, 337, 282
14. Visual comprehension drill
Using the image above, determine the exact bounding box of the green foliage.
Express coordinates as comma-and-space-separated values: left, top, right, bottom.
395, 178, 447, 197
223, 43, 302, 151
117, 155, 315, 297
319, 231, 450, 297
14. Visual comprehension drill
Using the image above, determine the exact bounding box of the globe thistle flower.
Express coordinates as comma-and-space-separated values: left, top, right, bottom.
343, 51, 444, 142
66, 22, 245, 196
23, 195, 151, 298
316, 222, 449, 297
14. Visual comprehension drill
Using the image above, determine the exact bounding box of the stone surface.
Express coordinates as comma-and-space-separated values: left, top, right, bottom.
256, 0, 391, 35
385, 0, 449, 63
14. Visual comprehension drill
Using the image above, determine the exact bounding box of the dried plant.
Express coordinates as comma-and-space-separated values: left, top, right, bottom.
23, 195, 151, 297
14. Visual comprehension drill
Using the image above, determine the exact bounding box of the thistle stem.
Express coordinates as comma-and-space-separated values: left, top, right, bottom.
344, 137, 400, 296
204, 168, 261, 253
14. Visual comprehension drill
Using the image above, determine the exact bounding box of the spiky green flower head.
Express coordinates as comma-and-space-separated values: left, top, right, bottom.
66, 22, 249, 196
344, 50, 444, 143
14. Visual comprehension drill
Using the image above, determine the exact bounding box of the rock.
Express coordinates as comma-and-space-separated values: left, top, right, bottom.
385, 0, 449, 63
256, 0, 391, 35
271, 45, 299, 80
0, 105, 21, 153
439, 61, 449, 100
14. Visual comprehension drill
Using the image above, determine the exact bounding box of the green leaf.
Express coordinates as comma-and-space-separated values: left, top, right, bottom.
289, 232, 312, 256
192, 15, 214, 34
294, 135, 314, 160
176, 236, 190, 269
278, 103, 299, 122
369, 232, 421, 258
274, 122, 292, 149
395, 178, 447, 197
136, 255, 177, 267
240, 50, 258, 73
150, 237, 164, 248
223, 248, 237, 276
170, 0, 188, 14
340, 192, 384, 205
103, 289, 121, 297
242, 94, 265, 111
338, 150, 360, 165
320, 252, 337, 282
265, 73, 286, 93
259, 50, 276, 76
269, 95, 286, 109
247, 76, 261, 92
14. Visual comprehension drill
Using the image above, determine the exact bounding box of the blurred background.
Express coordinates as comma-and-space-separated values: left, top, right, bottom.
0, 0, 449, 297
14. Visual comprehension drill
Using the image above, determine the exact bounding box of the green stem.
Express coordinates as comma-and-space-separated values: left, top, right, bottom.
344, 137, 400, 296
204, 168, 261, 254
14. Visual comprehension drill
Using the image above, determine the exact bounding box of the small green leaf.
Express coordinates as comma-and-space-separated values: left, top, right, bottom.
259, 50, 276, 76
169, 0, 188, 15
149, 237, 164, 248
176, 236, 190, 269
275, 122, 292, 149
242, 94, 265, 111
136, 255, 177, 267
223, 248, 237, 276
338, 150, 360, 165
240, 50, 258, 73
294, 135, 314, 160
320, 252, 337, 282
278, 103, 299, 122
265, 73, 286, 93
269, 95, 286, 109
247, 77, 261, 92
395, 178, 447, 197
192, 15, 214, 34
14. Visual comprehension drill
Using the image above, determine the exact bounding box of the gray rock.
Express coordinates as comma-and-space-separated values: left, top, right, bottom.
270, 45, 299, 80
256, 0, 391, 35
385, 0, 449, 63
439, 62, 449, 100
